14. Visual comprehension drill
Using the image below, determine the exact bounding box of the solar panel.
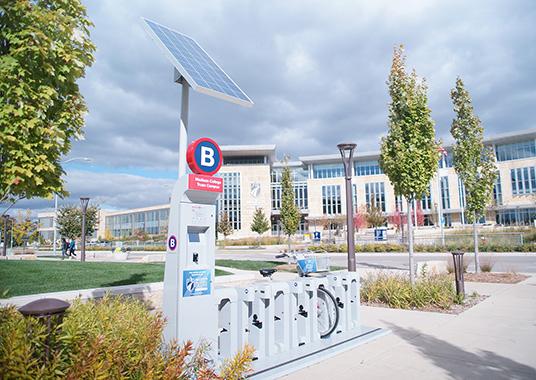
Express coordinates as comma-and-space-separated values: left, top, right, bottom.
143, 18, 253, 107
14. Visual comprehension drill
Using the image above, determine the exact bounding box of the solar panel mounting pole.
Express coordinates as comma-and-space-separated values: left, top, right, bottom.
176, 70, 189, 177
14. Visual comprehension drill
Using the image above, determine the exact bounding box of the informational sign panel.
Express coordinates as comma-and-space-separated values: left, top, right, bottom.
182, 269, 211, 297
374, 228, 387, 241
313, 231, 321, 241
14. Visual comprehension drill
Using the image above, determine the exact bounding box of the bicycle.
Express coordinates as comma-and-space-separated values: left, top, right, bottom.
259, 250, 340, 338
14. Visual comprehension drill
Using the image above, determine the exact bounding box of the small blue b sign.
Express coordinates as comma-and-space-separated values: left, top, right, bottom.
313, 231, 321, 241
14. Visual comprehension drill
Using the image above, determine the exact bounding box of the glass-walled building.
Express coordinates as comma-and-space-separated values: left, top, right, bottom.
39, 128, 535, 241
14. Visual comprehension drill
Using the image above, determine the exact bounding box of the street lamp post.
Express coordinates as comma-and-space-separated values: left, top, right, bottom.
52, 157, 92, 255
337, 143, 357, 272
80, 197, 90, 262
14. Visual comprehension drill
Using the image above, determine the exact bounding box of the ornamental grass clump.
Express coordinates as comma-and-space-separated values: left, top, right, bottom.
0, 295, 254, 379
361, 272, 460, 310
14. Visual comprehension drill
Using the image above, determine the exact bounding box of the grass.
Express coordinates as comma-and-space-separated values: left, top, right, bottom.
0, 261, 231, 298
215, 259, 283, 271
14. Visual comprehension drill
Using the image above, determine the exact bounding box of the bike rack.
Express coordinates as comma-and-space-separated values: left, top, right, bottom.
215, 271, 386, 379
215, 287, 238, 358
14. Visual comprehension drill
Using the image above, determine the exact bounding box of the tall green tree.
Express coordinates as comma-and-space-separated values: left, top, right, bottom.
450, 77, 497, 273
0, 0, 95, 206
56, 204, 99, 240
280, 164, 300, 253
250, 208, 270, 245
12, 209, 38, 246
217, 211, 233, 248
379, 45, 438, 284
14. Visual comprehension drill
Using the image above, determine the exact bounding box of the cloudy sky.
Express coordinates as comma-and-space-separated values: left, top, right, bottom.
8, 0, 536, 215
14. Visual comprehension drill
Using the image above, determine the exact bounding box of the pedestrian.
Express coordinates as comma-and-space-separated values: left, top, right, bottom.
69, 238, 76, 258
61, 238, 68, 259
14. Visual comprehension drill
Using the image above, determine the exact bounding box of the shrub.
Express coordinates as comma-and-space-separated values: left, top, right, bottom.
0, 295, 253, 379
361, 272, 461, 310
479, 257, 495, 272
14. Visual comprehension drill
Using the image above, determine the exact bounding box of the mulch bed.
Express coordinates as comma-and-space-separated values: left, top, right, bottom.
363, 294, 488, 315
463, 272, 529, 284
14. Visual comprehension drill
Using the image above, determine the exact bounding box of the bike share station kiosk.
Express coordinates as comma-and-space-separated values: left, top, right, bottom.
143, 18, 386, 379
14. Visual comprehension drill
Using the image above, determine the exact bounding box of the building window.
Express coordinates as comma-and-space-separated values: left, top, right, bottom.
495, 140, 536, 161
420, 186, 432, 210
493, 171, 502, 205
223, 156, 265, 165
440, 177, 451, 209
217, 172, 241, 230
439, 150, 453, 168
271, 182, 308, 211
510, 167, 536, 195
458, 178, 466, 208
313, 164, 344, 179
271, 167, 308, 182
322, 185, 342, 215
365, 182, 386, 212
354, 160, 383, 176
496, 208, 536, 226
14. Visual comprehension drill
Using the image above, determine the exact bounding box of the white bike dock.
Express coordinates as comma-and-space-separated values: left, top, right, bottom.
214, 271, 388, 379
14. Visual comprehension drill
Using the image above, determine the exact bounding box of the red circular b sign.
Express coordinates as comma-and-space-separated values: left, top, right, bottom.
186, 138, 223, 176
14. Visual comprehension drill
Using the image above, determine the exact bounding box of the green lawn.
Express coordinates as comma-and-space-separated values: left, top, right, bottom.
0, 261, 230, 298
215, 259, 283, 271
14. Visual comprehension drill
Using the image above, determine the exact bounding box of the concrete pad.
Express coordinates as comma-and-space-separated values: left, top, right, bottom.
281, 275, 536, 379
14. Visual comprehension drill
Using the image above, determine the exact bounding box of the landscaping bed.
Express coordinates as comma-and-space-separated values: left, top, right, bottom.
360, 272, 486, 314
464, 272, 529, 284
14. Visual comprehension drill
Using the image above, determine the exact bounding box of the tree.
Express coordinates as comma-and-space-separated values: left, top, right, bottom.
56, 204, 99, 240
12, 210, 38, 246
388, 209, 406, 232
103, 228, 113, 242
414, 203, 424, 227
354, 206, 368, 231
280, 164, 300, 253
450, 77, 497, 273
379, 45, 438, 284
366, 200, 386, 228
0, 0, 95, 206
217, 212, 233, 248
250, 208, 270, 245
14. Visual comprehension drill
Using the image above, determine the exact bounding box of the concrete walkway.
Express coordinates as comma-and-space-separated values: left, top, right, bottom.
282, 275, 536, 379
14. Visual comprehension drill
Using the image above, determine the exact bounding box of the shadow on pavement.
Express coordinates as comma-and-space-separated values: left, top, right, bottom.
384, 322, 536, 379
102, 273, 147, 287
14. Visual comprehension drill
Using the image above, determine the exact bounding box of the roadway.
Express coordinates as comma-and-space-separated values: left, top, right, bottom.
215, 247, 536, 273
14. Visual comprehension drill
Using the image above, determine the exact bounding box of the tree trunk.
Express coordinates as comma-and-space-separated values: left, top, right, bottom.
473, 216, 480, 273
407, 199, 415, 285
287, 235, 292, 264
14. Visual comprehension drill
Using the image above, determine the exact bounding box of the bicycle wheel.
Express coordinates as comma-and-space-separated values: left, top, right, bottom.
316, 286, 339, 338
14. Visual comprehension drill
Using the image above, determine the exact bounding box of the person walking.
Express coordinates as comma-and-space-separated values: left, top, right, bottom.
69, 238, 76, 258
61, 238, 68, 259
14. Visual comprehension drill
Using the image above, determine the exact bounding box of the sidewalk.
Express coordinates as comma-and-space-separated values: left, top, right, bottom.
282, 276, 536, 379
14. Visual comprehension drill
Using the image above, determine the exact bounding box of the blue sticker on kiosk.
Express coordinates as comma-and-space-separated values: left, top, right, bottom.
297, 258, 318, 274
182, 269, 211, 297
